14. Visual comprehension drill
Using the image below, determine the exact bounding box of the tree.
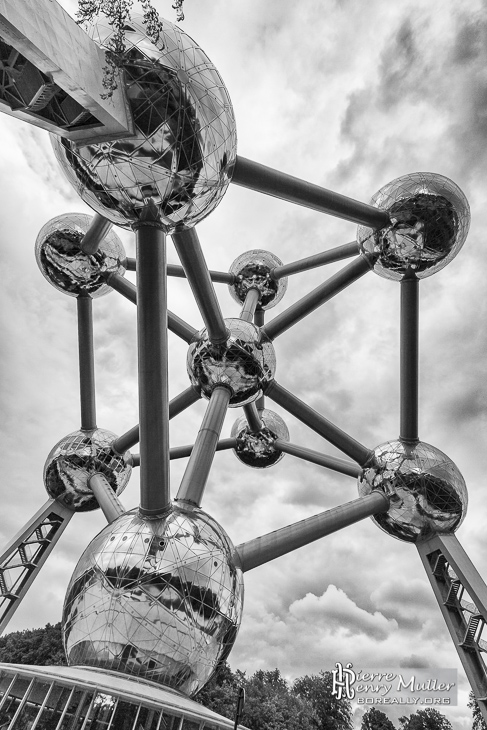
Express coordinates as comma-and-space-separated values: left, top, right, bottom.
361, 707, 396, 730
195, 662, 240, 721
293, 671, 353, 730
0, 623, 66, 666
399, 709, 452, 730
468, 691, 487, 730
240, 669, 317, 730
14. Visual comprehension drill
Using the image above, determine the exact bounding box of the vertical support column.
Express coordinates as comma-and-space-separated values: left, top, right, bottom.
400, 276, 419, 443
254, 308, 265, 411
134, 212, 171, 516
77, 294, 96, 431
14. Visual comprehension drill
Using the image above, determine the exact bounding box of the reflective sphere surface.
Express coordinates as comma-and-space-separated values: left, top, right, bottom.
231, 409, 289, 468
63, 504, 244, 696
35, 213, 126, 298
187, 319, 276, 407
51, 16, 237, 231
44, 429, 132, 512
357, 173, 470, 280
358, 439, 467, 542
228, 250, 288, 310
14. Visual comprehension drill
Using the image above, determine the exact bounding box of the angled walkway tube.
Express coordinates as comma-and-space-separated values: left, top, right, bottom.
0, 499, 73, 634
231, 156, 390, 228
267, 380, 371, 466
236, 492, 389, 571
243, 402, 263, 433
418, 534, 487, 722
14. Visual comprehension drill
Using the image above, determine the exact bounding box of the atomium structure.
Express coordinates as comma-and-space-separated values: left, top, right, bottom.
0, 1, 487, 728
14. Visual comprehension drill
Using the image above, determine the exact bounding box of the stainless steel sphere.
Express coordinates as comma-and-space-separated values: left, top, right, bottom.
44, 429, 132, 512
231, 409, 289, 468
187, 319, 276, 407
228, 250, 288, 310
35, 213, 126, 298
357, 173, 470, 280
62, 504, 244, 696
358, 439, 467, 543
51, 15, 237, 231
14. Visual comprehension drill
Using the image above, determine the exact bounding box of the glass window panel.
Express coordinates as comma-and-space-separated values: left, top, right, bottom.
58, 690, 94, 730
133, 707, 160, 730
10, 678, 52, 729
0, 673, 16, 711
35, 686, 73, 730
180, 720, 200, 730
108, 700, 139, 730
85, 693, 116, 730
159, 715, 181, 730
0, 677, 32, 726
0, 673, 13, 703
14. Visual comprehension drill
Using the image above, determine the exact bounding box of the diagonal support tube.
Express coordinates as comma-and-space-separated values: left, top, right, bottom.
169, 438, 237, 461
400, 276, 419, 443
89, 474, 125, 524
135, 217, 170, 515
254, 308, 266, 410
267, 380, 371, 466
240, 288, 261, 322
262, 255, 372, 340
124, 259, 235, 284
274, 440, 361, 478
81, 213, 113, 255
77, 294, 97, 430
271, 242, 359, 279
231, 156, 391, 228
236, 492, 389, 571
111, 386, 201, 454
243, 402, 263, 433
172, 228, 228, 344
105, 272, 197, 343
176, 385, 231, 506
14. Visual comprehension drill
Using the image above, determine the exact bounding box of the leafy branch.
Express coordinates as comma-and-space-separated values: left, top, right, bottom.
76, 0, 185, 97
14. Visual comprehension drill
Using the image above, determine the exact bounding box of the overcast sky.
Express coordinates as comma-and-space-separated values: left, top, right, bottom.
1, 0, 487, 727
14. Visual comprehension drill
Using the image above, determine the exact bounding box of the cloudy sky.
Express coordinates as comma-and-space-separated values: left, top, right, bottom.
1, 0, 487, 727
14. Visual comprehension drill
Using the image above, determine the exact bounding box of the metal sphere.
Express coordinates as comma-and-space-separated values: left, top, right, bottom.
357, 173, 470, 280
231, 409, 289, 468
358, 439, 467, 543
51, 16, 237, 232
187, 319, 276, 407
62, 504, 244, 696
228, 250, 288, 310
35, 213, 126, 298
44, 429, 132, 512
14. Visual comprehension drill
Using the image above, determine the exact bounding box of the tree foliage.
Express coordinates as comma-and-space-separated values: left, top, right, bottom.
399, 709, 452, 730
76, 0, 173, 96
0, 623, 66, 667
361, 707, 396, 730
468, 691, 487, 730
293, 671, 353, 730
